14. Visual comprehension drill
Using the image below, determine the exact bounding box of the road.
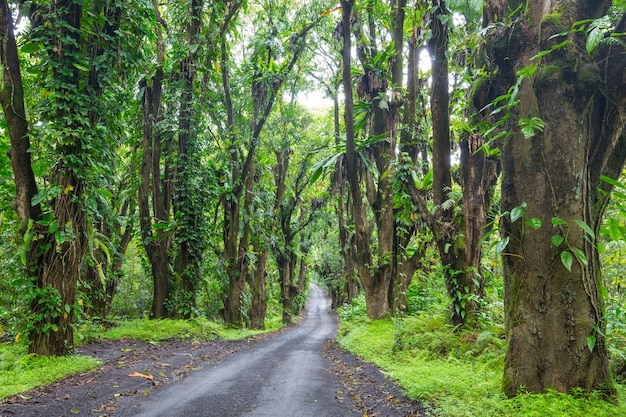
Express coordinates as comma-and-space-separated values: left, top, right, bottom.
121, 284, 360, 417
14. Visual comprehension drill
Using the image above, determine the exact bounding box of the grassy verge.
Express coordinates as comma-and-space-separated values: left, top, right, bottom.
0, 345, 101, 400
337, 313, 626, 417
0, 316, 284, 401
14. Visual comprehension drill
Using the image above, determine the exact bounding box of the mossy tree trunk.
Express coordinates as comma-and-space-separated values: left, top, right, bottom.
483, 0, 625, 396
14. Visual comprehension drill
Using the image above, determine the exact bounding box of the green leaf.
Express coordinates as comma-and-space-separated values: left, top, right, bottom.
551, 217, 567, 226
510, 202, 526, 222
73, 63, 90, 72
587, 334, 596, 352
96, 188, 114, 198
586, 27, 603, 54
551, 234, 564, 247
574, 219, 595, 239
571, 247, 588, 266
600, 175, 625, 189
20, 42, 38, 54
64, 304, 72, 313
495, 236, 510, 256
525, 218, 542, 229
560, 250, 573, 272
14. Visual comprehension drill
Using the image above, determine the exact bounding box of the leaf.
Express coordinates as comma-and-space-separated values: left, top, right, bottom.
73, 63, 90, 72
96, 188, 114, 198
574, 219, 595, 239
21, 43, 38, 54
495, 236, 510, 256
600, 175, 625, 190
128, 371, 153, 380
560, 251, 573, 272
571, 247, 588, 266
587, 334, 596, 352
551, 217, 567, 226
525, 218, 542, 229
510, 202, 526, 222
586, 27, 603, 54
551, 235, 564, 247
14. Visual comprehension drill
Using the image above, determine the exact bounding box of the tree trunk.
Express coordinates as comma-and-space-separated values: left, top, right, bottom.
138, 18, 173, 318
249, 245, 268, 330
0, 0, 39, 228
429, 0, 472, 326
483, 0, 625, 396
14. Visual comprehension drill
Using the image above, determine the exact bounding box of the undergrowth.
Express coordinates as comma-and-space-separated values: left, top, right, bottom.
337, 297, 626, 417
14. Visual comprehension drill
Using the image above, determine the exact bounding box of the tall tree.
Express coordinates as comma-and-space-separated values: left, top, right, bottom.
339, 0, 408, 320
483, 0, 625, 396
218, 0, 322, 326
138, 0, 172, 318
1, 0, 146, 354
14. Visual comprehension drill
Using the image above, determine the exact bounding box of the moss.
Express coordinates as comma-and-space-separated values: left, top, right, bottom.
470, 75, 492, 111
576, 63, 602, 95
539, 12, 567, 50
534, 65, 563, 89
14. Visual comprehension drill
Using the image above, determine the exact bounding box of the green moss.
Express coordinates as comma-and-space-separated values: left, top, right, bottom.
539, 12, 567, 50
534, 65, 563, 89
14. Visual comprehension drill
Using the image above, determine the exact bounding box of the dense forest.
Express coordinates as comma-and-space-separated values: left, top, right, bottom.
0, 0, 625, 411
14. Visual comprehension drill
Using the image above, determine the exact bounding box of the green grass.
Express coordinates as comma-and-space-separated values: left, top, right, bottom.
0, 344, 101, 400
337, 314, 626, 417
0, 316, 284, 401
75, 315, 284, 344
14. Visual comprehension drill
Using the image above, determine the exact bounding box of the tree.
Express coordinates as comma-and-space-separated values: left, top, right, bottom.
339, 0, 409, 320
482, 0, 626, 396
0, 0, 147, 354
138, 0, 172, 319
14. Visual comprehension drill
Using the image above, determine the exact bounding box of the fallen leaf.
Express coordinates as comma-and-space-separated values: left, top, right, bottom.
127, 371, 153, 380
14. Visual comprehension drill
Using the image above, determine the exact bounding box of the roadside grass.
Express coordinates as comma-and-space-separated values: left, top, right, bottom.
337, 313, 626, 417
0, 344, 101, 401
0, 316, 284, 401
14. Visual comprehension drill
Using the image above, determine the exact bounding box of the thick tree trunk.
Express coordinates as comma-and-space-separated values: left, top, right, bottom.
29, 176, 87, 356
483, 0, 625, 397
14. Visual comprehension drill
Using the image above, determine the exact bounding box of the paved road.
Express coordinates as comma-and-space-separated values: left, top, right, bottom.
122, 284, 359, 417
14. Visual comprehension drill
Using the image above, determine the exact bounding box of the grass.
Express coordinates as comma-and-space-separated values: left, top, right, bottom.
337, 313, 626, 417
0, 315, 284, 401
0, 344, 101, 400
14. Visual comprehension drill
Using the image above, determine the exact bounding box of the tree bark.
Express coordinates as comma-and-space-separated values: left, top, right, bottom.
483, 0, 625, 396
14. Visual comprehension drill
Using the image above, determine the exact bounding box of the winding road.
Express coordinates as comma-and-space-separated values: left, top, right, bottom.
120, 284, 360, 417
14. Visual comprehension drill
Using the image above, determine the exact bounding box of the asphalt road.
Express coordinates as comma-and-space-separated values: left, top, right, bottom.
122, 284, 360, 417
